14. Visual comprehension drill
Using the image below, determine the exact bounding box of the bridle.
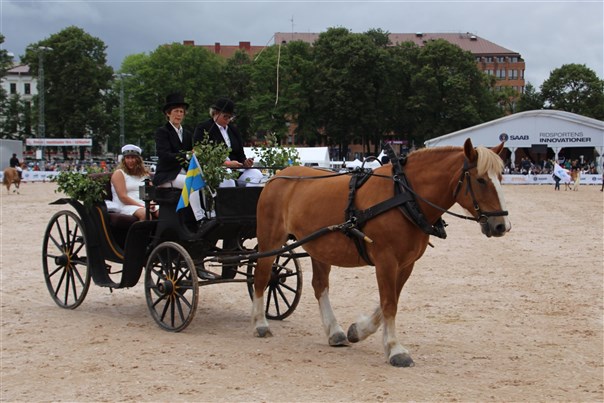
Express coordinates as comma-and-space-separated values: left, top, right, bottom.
451, 159, 509, 224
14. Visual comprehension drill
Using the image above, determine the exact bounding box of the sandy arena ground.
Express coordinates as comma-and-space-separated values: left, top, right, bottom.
1, 181, 602, 402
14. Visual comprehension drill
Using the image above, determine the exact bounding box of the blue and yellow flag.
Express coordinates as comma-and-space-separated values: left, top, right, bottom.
176, 154, 206, 211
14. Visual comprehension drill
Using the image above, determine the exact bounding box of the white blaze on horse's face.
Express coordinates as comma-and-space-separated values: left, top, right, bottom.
487, 171, 512, 236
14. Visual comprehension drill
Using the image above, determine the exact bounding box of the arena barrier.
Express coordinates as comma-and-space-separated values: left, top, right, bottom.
1, 171, 602, 186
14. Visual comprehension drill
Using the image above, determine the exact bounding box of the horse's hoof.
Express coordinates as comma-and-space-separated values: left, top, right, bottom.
389, 353, 415, 367
254, 326, 273, 338
329, 331, 349, 347
347, 323, 360, 343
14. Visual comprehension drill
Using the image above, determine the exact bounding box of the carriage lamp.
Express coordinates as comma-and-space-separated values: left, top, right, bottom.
139, 179, 156, 220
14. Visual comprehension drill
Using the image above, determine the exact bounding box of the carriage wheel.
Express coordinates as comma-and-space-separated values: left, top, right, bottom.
144, 241, 199, 332
42, 210, 91, 309
247, 247, 303, 320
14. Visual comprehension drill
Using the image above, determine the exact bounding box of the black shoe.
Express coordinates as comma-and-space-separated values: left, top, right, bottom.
196, 267, 218, 280
197, 218, 217, 235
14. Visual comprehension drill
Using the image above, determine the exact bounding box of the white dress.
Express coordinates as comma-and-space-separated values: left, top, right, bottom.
110, 169, 149, 216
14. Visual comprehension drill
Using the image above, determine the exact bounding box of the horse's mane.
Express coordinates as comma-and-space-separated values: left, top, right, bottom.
408, 145, 503, 176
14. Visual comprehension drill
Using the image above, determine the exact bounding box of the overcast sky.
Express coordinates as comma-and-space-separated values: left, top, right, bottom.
2, 0, 602, 88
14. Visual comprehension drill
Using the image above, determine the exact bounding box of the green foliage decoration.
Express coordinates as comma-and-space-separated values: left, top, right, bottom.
53, 169, 108, 208
190, 132, 239, 198
252, 132, 300, 176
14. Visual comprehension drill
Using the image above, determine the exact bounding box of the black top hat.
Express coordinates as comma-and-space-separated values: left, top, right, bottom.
211, 98, 235, 114
163, 92, 189, 113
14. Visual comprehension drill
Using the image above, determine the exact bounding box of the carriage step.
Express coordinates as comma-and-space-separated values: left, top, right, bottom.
196, 267, 220, 280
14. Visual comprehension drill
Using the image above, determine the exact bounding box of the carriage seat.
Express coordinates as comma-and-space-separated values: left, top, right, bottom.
90, 173, 139, 229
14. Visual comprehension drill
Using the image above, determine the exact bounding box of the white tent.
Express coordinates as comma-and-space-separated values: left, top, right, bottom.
424, 110, 604, 168
244, 146, 330, 167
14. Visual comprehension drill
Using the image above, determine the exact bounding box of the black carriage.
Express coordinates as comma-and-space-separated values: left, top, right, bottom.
42, 173, 303, 332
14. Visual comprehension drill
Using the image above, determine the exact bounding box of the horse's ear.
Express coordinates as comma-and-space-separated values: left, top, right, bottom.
463, 138, 478, 162
491, 141, 505, 157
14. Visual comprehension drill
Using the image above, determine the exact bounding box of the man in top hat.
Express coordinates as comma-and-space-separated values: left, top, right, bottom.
193, 98, 254, 170
153, 92, 193, 188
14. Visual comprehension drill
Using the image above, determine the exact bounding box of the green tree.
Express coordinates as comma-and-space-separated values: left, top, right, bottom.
406, 39, 500, 144
312, 28, 391, 157
0, 34, 18, 139
22, 26, 114, 159
517, 82, 544, 112
119, 43, 224, 154
540, 63, 604, 119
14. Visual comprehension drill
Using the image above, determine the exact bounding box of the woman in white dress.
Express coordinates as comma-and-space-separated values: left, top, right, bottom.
110, 144, 155, 221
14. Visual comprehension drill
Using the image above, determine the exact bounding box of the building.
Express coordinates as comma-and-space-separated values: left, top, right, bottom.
1, 64, 36, 100
182, 40, 265, 58
274, 32, 525, 93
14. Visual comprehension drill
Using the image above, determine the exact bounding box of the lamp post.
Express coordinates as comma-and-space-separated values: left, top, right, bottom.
37, 46, 53, 162
114, 73, 132, 149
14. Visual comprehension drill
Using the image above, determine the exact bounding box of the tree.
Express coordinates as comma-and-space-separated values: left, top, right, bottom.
0, 34, 18, 139
119, 43, 225, 154
405, 39, 500, 144
517, 82, 543, 112
540, 64, 604, 119
22, 26, 114, 159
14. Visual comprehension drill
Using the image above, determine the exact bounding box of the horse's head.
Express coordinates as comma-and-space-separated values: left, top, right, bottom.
453, 138, 512, 238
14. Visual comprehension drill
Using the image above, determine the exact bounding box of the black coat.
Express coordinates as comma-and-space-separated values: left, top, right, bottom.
152, 122, 193, 186
193, 118, 247, 163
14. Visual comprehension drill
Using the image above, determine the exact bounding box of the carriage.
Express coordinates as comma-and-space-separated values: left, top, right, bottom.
43, 139, 511, 366
42, 174, 304, 332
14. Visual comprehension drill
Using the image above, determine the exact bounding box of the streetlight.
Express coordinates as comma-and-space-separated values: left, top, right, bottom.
114, 73, 132, 149
37, 46, 53, 162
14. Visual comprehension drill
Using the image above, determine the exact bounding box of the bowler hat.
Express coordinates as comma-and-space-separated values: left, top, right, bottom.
163, 92, 189, 113
211, 98, 235, 114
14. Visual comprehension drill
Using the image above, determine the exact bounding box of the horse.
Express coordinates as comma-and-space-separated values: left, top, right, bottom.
2, 167, 21, 194
251, 138, 511, 367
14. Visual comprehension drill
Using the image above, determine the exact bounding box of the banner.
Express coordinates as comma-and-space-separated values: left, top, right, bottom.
25, 138, 92, 146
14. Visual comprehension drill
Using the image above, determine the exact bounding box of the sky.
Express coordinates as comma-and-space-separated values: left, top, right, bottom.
1, 0, 602, 89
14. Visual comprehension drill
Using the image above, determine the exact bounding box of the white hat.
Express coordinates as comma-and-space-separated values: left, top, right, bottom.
121, 144, 142, 156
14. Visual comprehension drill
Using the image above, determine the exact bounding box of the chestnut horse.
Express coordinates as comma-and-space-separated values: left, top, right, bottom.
2, 167, 21, 194
252, 138, 511, 367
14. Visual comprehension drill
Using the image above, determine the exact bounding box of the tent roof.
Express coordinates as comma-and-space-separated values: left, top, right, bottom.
424, 110, 604, 149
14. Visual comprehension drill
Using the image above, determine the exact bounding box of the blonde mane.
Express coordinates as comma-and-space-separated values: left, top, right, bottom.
475, 146, 504, 176
409, 145, 503, 176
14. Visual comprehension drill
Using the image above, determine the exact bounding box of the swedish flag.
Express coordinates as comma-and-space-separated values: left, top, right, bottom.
176, 154, 206, 211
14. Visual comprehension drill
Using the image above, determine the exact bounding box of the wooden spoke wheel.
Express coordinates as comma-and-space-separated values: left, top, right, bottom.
42, 210, 91, 309
247, 247, 303, 320
145, 242, 198, 332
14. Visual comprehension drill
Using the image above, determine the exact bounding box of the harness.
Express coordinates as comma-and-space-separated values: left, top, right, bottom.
265, 144, 508, 267
343, 146, 447, 265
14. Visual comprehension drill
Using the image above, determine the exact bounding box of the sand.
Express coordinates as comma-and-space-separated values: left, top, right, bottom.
1, 182, 602, 402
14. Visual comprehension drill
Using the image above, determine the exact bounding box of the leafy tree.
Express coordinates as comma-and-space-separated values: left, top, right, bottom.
119, 43, 224, 154
0, 34, 18, 138
406, 39, 500, 144
22, 26, 114, 159
312, 28, 391, 157
517, 82, 543, 112
495, 86, 521, 115
540, 63, 604, 119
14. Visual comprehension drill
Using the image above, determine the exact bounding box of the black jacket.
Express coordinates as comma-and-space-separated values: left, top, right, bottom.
152, 122, 193, 186
193, 119, 247, 163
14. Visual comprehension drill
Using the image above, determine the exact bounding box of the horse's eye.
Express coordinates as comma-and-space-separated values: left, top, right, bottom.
477, 178, 487, 185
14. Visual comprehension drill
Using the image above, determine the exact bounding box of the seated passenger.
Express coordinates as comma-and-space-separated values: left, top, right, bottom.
110, 144, 156, 221
193, 97, 263, 187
